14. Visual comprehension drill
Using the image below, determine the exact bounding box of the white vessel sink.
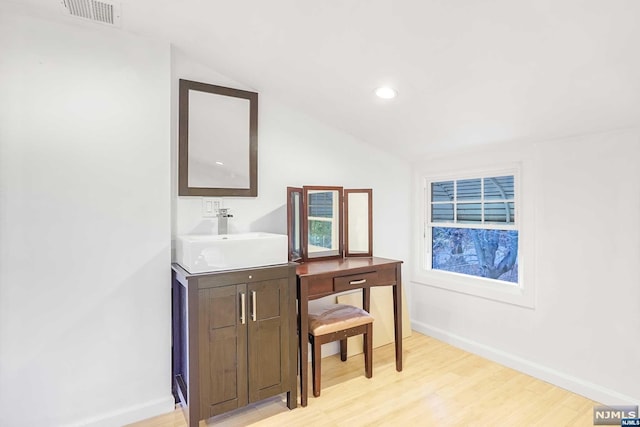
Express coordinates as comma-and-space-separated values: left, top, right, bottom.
176, 232, 289, 274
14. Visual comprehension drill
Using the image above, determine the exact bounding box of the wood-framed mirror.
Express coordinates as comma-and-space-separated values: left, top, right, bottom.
287, 186, 373, 262
178, 79, 258, 197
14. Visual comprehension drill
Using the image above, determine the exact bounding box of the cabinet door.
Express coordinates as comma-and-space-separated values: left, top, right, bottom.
247, 278, 290, 403
199, 284, 248, 418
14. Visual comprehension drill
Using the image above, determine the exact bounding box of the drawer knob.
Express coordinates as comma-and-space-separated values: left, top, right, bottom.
349, 279, 367, 285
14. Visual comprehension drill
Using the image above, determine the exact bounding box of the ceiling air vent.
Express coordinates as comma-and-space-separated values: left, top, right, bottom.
60, 0, 122, 26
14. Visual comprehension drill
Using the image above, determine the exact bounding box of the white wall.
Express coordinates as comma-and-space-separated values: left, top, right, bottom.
411, 128, 640, 405
0, 5, 173, 426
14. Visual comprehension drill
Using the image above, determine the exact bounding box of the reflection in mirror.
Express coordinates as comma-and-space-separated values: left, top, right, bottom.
287, 187, 303, 261
178, 79, 258, 197
304, 186, 343, 260
345, 189, 373, 257
188, 90, 249, 188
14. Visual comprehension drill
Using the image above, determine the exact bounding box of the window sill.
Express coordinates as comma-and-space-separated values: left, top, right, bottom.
412, 269, 535, 308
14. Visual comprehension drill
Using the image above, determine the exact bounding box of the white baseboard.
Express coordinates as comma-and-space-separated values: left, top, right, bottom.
412, 320, 638, 406
67, 395, 175, 427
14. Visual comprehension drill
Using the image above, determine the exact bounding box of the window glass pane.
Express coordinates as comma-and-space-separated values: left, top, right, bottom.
431, 203, 453, 222
456, 179, 481, 201
484, 176, 514, 200
432, 227, 518, 283
484, 202, 515, 223
484, 203, 505, 223
431, 181, 454, 202
456, 203, 481, 222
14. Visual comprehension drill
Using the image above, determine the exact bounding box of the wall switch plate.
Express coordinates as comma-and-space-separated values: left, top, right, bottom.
202, 198, 222, 218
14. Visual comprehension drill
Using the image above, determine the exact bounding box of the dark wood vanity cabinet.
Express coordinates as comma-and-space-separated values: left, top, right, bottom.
172, 263, 297, 427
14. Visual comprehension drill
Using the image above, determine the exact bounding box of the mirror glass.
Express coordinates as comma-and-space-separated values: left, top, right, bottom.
305, 186, 343, 260
188, 91, 249, 188
345, 189, 373, 256
287, 187, 303, 261
178, 79, 258, 197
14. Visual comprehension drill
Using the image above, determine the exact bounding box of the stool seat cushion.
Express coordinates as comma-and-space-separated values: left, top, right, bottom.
308, 303, 373, 336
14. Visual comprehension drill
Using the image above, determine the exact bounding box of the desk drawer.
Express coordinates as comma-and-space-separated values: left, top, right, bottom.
334, 271, 378, 292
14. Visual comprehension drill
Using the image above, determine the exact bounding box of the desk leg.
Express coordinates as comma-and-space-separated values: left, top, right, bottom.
297, 279, 309, 407
393, 266, 403, 371
362, 287, 371, 313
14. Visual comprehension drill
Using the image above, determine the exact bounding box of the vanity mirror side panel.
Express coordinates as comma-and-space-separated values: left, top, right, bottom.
287, 187, 304, 262
344, 189, 373, 257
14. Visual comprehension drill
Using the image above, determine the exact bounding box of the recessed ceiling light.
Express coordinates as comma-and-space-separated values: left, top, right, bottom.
215, 161, 224, 166
375, 86, 397, 99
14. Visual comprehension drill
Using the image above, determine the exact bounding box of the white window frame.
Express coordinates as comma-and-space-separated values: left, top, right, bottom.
414, 165, 534, 308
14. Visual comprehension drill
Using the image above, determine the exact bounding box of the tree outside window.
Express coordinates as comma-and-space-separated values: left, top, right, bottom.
429, 175, 519, 284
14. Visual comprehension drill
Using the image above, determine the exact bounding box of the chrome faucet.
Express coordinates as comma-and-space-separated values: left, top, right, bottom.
217, 208, 233, 235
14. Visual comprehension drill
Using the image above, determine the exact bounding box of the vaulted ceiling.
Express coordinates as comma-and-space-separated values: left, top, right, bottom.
16, 0, 640, 158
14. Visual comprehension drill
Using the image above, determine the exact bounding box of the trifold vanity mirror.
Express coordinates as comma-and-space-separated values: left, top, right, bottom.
178, 79, 258, 197
287, 186, 373, 262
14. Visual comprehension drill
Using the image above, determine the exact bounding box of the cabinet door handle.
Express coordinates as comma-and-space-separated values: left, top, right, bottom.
251, 290, 257, 321
349, 279, 367, 285
240, 292, 246, 325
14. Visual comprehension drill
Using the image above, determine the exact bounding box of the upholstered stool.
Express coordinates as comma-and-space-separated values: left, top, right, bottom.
308, 303, 374, 397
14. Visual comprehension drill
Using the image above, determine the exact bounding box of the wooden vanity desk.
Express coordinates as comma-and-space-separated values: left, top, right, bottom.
296, 256, 403, 406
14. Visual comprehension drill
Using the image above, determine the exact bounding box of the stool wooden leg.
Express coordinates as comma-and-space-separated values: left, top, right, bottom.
364, 323, 373, 378
312, 336, 322, 397
308, 312, 374, 399
339, 338, 347, 362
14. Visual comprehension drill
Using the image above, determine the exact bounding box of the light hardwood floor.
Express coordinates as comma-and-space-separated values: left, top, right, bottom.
129, 332, 598, 427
